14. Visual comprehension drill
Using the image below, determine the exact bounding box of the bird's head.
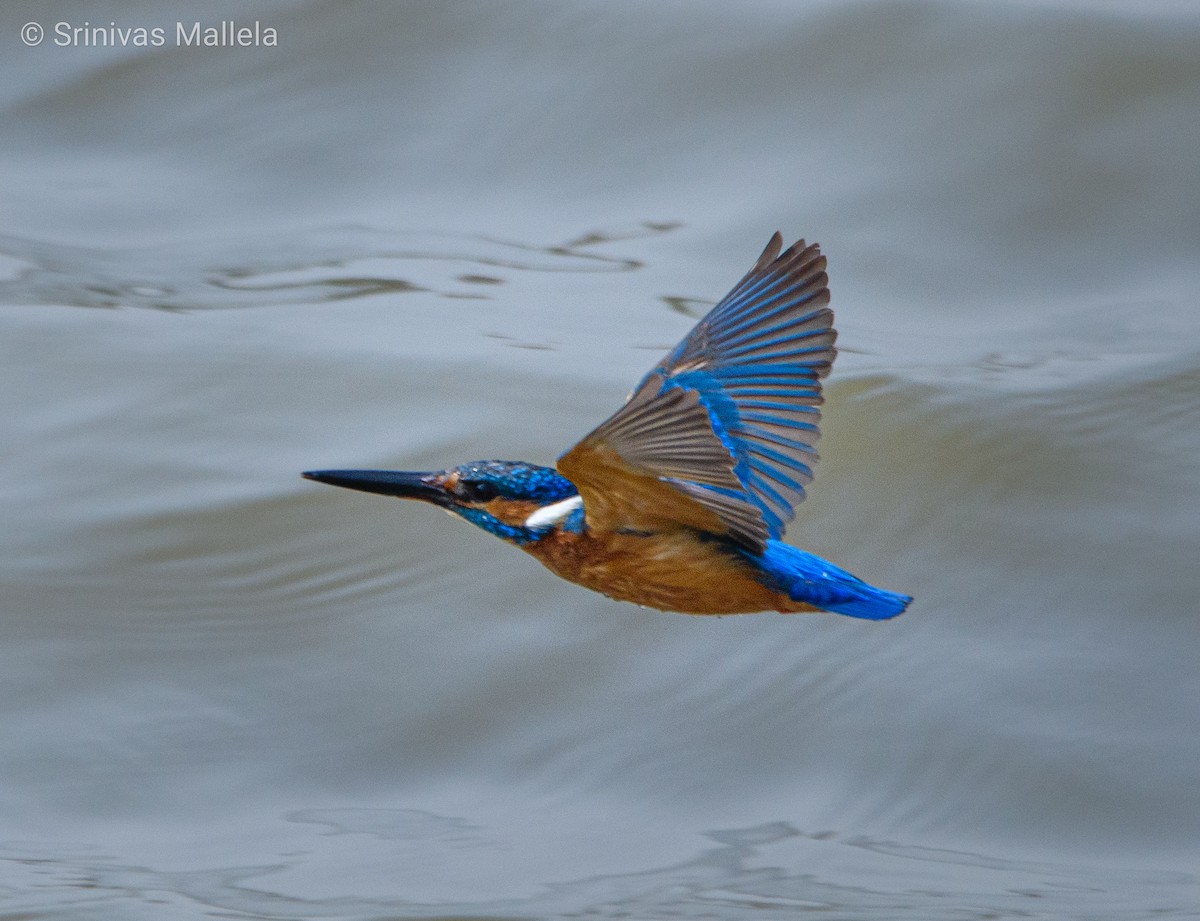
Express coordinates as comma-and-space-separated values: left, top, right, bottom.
302, 460, 583, 545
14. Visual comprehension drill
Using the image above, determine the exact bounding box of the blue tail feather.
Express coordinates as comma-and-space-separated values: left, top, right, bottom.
746, 540, 911, 620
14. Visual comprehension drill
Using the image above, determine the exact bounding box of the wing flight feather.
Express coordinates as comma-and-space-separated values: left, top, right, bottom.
558, 233, 836, 553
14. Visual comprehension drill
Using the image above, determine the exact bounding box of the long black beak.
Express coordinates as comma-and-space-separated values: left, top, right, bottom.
302, 469, 450, 505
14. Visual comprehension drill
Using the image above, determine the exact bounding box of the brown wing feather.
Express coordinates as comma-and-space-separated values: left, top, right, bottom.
559, 377, 773, 547
558, 439, 732, 538
558, 233, 830, 551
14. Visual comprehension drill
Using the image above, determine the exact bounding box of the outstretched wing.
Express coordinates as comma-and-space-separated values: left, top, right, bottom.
558, 233, 835, 553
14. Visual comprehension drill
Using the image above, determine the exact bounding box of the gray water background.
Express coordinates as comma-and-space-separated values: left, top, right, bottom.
2, 1, 1199, 917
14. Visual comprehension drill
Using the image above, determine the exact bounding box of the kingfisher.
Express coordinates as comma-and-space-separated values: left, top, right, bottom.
304, 233, 911, 619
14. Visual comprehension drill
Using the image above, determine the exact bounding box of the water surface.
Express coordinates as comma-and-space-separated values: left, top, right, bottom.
2, 1, 1199, 918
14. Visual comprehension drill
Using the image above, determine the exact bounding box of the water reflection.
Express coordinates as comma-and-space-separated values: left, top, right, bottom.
0, 223, 679, 313
5, 1, 1200, 917
2, 819, 1193, 920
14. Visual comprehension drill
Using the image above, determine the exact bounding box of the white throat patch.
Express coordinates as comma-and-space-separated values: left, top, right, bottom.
523, 495, 583, 530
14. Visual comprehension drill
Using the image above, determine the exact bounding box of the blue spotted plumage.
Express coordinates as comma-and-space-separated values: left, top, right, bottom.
305, 233, 911, 618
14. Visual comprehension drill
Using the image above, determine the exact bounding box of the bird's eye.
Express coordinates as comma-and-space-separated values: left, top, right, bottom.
461, 480, 499, 502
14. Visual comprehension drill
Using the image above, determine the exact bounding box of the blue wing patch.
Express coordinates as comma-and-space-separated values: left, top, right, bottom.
639, 234, 834, 543
559, 234, 835, 553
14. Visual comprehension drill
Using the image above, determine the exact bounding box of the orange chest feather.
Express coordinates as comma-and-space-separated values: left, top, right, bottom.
522, 529, 814, 615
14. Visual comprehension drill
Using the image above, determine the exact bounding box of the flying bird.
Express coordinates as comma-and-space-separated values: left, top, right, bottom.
305, 233, 911, 618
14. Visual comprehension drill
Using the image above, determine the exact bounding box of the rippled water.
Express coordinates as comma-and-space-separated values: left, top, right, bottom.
3, 1, 1199, 918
